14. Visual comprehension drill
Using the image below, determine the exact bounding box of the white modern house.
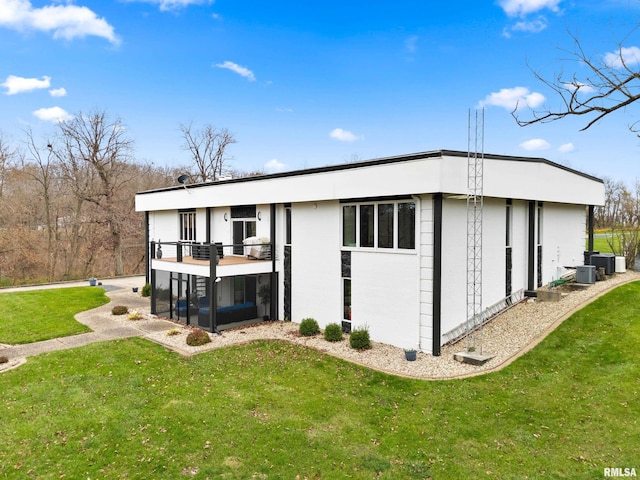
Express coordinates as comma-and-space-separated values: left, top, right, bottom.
134, 150, 604, 355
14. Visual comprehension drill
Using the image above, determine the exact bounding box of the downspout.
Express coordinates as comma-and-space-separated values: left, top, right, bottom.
411, 195, 422, 352
588, 205, 594, 252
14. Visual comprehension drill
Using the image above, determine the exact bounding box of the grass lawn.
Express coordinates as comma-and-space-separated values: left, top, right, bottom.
0, 287, 109, 344
591, 234, 618, 254
1, 283, 639, 478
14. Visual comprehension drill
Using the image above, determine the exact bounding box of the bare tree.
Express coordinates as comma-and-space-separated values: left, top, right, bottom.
513, 35, 640, 132
0, 133, 15, 206
180, 122, 236, 182
55, 111, 134, 277
23, 129, 63, 281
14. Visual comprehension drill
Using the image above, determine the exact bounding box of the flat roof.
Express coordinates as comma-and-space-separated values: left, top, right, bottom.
136, 149, 603, 196
135, 149, 605, 211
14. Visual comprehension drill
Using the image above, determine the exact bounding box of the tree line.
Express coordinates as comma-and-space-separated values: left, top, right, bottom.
0, 110, 240, 286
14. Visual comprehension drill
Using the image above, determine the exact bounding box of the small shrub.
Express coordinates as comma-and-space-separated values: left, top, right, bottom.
299, 318, 319, 336
111, 305, 129, 316
127, 311, 144, 321
166, 327, 182, 337
186, 328, 211, 346
349, 327, 371, 350
0, 355, 8, 364
324, 323, 343, 342
141, 283, 151, 297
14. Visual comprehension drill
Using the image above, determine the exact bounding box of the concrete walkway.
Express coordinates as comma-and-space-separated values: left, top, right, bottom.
0, 276, 176, 364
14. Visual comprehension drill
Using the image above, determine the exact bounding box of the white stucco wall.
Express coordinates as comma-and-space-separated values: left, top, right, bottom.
149, 210, 177, 245
510, 200, 529, 293
439, 197, 515, 342
440, 198, 468, 338
351, 251, 420, 349
289, 201, 342, 325
541, 203, 586, 284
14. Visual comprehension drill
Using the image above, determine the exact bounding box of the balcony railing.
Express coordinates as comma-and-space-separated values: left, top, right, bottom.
151, 240, 272, 263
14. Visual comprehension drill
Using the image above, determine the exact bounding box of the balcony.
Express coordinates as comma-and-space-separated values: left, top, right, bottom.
150, 239, 274, 277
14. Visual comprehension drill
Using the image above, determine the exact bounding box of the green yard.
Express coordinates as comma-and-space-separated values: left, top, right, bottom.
1, 283, 639, 478
0, 287, 109, 344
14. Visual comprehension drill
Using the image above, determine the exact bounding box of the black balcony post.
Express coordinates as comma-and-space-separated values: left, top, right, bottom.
145, 212, 150, 284
177, 241, 183, 262
209, 243, 220, 334
270, 203, 278, 320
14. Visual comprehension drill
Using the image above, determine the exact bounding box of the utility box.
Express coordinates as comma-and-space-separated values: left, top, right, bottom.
590, 254, 615, 275
576, 265, 596, 284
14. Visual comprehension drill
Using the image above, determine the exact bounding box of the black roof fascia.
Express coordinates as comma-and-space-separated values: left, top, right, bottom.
137, 149, 603, 196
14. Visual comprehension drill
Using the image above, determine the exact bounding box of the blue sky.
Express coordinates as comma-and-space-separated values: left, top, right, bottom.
1, 0, 640, 182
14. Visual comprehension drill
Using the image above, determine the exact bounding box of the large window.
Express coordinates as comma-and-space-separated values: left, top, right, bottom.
377, 203, 394, 248
397, 202, 415, 250
342, 205, 356, 247
342, 200, 416, 250
360, 205, 375, 248
179, 210, 196, 242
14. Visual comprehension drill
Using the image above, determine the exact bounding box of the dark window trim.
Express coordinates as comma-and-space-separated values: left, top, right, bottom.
340, 195, 413, 204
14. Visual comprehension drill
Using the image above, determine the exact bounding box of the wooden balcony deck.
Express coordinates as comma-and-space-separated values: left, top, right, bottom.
158, 255, 270, 267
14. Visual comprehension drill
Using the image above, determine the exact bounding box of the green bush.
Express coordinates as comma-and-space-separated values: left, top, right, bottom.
186, 328, 211, 347
141, 283, 151, 297
299, 318, 319, 336
111, 305, 129, 316
0, 355, 8, 364
323, 323, 343, 342
349, 327, 371, 350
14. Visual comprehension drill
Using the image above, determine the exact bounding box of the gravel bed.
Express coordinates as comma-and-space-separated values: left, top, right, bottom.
143, 271, 640, 379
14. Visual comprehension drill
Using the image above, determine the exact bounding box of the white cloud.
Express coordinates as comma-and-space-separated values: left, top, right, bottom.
264, 158, 286, 172
478, 86, 545, 111
520, 138, 551, 151
33, 106, 73, 123
49, 87, 66, 97
215, 61, 256, 82
329, 128, 362, 142
603, 46, 640, 69
499, 0, 561, 17
405, 35, 419, 53
562, 81, 595, 94
1, 74, 50, 95
511, 17, 548, 33
558, 142, 574, 153
124, 0, 212, 11
276, 107, 293, 113
0, 0, 119, 44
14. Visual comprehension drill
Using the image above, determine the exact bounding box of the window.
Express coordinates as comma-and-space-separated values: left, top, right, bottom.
397, 202, 415, 249
179, 210, 196, 242
377, 204, 394, 248
341, 200, 416, 250
506, 199, 512, 247
537, 202, 543, 244
231, 205, 256, 219
233, 220, 256, 255
285, 205, 292, 245
343, 278, 351, 321
360, 205, 374, 248
342, 206, 356, 247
